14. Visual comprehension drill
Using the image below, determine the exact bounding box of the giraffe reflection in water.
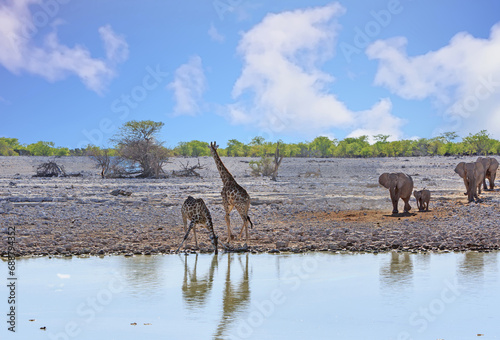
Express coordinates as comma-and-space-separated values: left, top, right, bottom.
182, 254, 219, 309
180, 253, 251, 340
214, 253, 250, 340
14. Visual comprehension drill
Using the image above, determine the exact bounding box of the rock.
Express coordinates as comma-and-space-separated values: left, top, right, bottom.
111, 189, 132, 196
276, 241, 289, 249
0, 201, 13, 214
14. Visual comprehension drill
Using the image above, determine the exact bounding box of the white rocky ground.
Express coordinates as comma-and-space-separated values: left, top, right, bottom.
0, 155, 499, 255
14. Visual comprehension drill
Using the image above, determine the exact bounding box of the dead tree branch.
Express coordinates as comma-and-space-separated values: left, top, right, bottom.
33, 161, 66, 177
171, 159, 204, 177
271, 142, 284, 181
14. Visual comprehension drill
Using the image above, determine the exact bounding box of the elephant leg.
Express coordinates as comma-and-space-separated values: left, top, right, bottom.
482, 171, 488, 191
390, 188, 399, 214
403, 197, 411, 213
470, 183, 478, 203
463, 177, 470, 196
390, 201, 398, 214
468, 189, 474, 203
490, 172, 496, 190
391, 197, 399, 214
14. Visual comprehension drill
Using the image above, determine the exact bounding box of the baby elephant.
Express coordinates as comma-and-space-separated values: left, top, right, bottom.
413, 189, 431, 212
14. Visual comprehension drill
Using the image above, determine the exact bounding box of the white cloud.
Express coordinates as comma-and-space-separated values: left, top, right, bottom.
99, 25, 129, 63
0, 0, 128, 94
227, 3, 404, 140
57, 273, 71, 279
168, 55, 207, 115
208, 23, 225, 43
367, 23, 500, 138
347, 98, 405, 143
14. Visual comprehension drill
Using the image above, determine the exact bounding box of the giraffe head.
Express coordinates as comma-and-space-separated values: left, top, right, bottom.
209, 141, 218, 156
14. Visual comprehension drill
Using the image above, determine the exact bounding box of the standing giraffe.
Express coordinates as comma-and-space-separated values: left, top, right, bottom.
177, 196, 219, 254
209, 141, 253, 244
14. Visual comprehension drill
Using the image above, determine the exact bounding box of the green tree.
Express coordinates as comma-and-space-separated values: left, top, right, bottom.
0, 138, 24, 156
427, 137, 445, 156
0, 140, 16, 156
26, 141, 55, 156
462, 130, 495, 155
112, 120, 170, 178
248, 136, 266, 156
189, 140, 210, 157
226, 139, 247, 156
174, 140, 209, 157
310, 136, 335, 157
250, 136, 265, 146
439, 131, 459, 143
373, 134, 390, 143
335, 136, 370, 157
54, 147, 70, 156
175, 142, 192, 156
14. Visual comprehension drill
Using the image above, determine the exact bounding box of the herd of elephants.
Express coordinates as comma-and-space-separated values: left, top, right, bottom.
378, 156, 499, 214
178, 143, 499, 253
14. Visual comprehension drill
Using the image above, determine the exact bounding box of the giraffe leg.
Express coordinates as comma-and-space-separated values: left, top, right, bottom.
193, 226, 198, 248
236, 205, 251, 245
176, 220, 195, 253
237, 218, 247, 240
182, 214, 187, 233
225, 211, 232, 243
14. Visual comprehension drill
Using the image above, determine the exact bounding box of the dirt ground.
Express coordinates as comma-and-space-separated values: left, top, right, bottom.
1, 156, 499, 256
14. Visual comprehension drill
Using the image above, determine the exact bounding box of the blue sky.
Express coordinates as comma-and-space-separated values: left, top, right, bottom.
1, 0, 500, 149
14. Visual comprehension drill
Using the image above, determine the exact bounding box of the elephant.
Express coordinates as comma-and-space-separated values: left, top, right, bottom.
413, 189, 430, 211
379, 173, 414, 214
454, 161, 485, 203
476, 157, 499, 191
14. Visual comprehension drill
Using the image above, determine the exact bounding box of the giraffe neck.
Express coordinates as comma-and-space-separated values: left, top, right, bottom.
212, 149, 236, 187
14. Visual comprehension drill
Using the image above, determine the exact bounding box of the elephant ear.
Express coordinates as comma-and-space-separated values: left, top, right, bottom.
378, 173, 390, 189
477, 157, 488, 168
492, 158, 499, 169
475, 161, 484, 173
454, 162, 466, 177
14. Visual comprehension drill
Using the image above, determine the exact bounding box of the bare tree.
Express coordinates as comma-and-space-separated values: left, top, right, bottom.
86, 146, 111, 178
271, 142, 283, 181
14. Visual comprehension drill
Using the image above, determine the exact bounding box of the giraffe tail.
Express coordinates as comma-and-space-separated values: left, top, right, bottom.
247, 215, 253, 229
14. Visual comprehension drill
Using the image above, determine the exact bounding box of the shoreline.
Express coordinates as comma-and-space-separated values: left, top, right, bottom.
1, 200, 499, 257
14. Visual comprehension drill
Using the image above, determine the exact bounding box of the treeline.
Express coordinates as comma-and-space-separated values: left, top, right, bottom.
173, 131, 500, 158
0, 139, 72, 156
2, 130, 500, 158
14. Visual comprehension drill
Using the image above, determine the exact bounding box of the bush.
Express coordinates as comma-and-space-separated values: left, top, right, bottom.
249, 156, 274, 177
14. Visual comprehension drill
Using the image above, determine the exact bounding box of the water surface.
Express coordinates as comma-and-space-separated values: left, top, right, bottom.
2, 252, 499, 340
